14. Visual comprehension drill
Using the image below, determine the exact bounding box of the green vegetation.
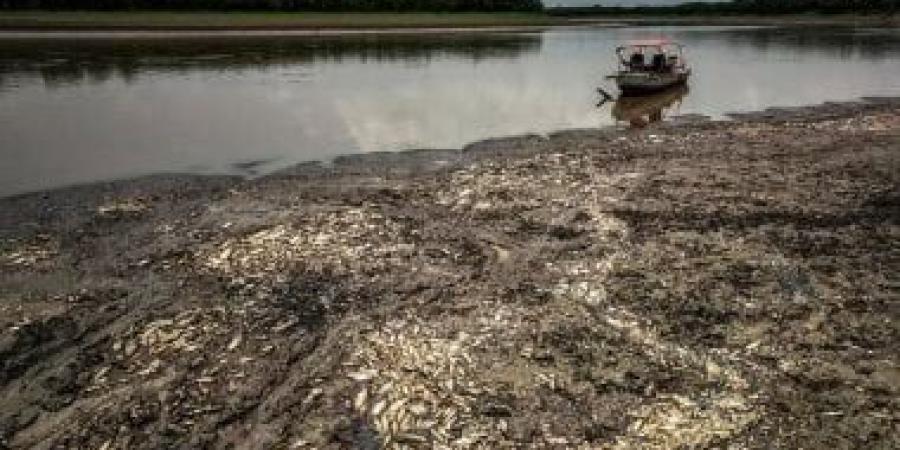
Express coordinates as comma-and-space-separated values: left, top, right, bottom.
0, 0, 550, 29
0, 11, 556, 29
1, 1, 894, 30
548, 1, 897, 16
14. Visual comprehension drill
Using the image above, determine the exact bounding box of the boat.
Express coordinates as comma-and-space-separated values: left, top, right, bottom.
608, 40, 691, 96
612, 84, 688, 128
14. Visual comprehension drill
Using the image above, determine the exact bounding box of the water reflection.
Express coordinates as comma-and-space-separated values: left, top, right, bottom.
0, 33, 541, 88
653, 26, 900, 60
611, 85, 688, 128
722, 26, 900, 59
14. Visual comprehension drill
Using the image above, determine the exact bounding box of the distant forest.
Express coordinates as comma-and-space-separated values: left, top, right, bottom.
549, 1, 897, 15
0, 0, 544, 11
0, 0, 895, 13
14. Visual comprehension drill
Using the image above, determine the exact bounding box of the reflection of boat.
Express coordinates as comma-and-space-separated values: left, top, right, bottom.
607, 40, 691, 96
612, 84, 688, 128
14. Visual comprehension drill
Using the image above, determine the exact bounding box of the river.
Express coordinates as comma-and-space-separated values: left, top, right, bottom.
1, 25, 899, 197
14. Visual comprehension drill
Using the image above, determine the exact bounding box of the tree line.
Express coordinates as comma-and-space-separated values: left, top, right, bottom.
548, 0, 897, 16
730, 0, 896, 13
2, 0, 894, 14
0, 0, 544, 11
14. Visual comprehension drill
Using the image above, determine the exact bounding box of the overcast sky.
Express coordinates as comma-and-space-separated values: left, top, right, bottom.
550, 0, 716, 6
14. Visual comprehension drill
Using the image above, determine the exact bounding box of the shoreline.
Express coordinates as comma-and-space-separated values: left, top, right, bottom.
565, 13, 900, 28
1, 98, 898, 447
0, 24, 561, 39
0, 11, 896, 33
0, 11, 561, 32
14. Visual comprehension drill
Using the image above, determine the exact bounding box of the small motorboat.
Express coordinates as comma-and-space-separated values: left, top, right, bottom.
608, 40, 691, 96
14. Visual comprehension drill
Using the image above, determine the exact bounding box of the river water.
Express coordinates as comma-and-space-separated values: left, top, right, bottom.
1, 25, 899, 197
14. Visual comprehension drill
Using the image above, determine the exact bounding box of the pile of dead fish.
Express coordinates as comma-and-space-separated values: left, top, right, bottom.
0, 236, 58, 270
198, 207, 414, 281
96, 198, 150, 219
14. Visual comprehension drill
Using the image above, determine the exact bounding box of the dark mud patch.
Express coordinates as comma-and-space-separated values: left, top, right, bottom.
1, 99, 898, 448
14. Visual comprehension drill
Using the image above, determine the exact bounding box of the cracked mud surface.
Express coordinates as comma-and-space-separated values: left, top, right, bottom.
1, 99, 898, 449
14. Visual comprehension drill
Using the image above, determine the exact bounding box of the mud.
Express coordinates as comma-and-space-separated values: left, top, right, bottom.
1, 98, 898, 449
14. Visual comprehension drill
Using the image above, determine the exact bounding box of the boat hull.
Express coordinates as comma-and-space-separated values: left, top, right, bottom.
615, 71, 690, 96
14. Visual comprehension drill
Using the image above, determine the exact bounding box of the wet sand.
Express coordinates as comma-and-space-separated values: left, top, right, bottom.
1, 98, 898, 448
567, 13, 900, 28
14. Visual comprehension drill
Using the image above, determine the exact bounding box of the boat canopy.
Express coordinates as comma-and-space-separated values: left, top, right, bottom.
626, 39, 678, 47
617, 39, 684, 53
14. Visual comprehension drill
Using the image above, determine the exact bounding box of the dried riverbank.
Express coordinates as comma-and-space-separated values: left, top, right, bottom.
1, 99, 898, 449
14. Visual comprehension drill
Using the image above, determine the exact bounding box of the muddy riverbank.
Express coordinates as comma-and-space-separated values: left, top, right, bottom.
0, 12, 558, 31
1, 98, 898, 449
568, 14, 900, 28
